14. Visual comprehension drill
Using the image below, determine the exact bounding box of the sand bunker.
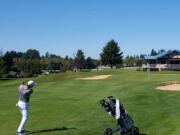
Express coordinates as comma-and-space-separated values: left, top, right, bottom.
156, 81, 180, 91
76, 75, 112, 80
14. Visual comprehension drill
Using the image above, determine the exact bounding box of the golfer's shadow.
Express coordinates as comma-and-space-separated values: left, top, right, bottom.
21, 127, 76, 135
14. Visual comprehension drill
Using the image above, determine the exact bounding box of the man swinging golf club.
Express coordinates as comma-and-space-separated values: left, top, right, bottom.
16, 80, 37, 134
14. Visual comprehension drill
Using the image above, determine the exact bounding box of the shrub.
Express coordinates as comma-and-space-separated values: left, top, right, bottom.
8, 71, 17, 78
2, 74, 8, 78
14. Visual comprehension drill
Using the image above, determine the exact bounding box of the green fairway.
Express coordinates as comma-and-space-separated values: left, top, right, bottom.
1, 69, 180, 135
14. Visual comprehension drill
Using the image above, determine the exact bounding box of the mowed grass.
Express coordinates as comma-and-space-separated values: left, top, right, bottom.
1, 69, 180, 135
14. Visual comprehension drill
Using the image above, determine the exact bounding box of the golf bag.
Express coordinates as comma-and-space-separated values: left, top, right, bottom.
100, 96, 139, 135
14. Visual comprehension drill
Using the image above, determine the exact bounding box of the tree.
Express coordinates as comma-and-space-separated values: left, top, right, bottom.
123, 56, 135, 67
14, 58, 26, 72
74, 49, 86, 69
150, 49, 157, 56
123, 54, 147, 67
140, 54, 146, 60
0, 50, 5, 74
100, 40, 123, 68
14, 58, 42, 74
3, 51, 14, 73
45, 52, 50, 58
68, 58, 74, 70
86, 57, 96, 69
29, 59, 42, 74
0, 57, 5, 74
23, 49, 40, 59
13, 49, 41, 74
65, 55, 69, 60
158, 49, 165, 54
46, 60, 62, 70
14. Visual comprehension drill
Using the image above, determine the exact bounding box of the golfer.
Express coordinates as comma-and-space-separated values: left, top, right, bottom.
16, 80, 37, 133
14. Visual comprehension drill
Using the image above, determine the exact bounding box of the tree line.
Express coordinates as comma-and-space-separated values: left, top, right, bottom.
0, 40, 166, 78
0, 49, 99, 77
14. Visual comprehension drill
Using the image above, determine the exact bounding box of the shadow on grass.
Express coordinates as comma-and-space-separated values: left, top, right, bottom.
16, 127, 76, 135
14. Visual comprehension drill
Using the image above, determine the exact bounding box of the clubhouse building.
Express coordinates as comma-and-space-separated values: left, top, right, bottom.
143, 50, 180, 71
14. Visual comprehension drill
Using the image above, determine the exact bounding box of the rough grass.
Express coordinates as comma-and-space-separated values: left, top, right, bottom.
0, 69, 180, 135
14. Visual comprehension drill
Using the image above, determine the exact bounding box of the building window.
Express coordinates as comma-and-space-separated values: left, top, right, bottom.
174, 61, 180, 64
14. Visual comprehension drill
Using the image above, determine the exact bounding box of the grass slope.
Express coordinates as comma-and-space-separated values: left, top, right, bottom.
0, 69, 180, 135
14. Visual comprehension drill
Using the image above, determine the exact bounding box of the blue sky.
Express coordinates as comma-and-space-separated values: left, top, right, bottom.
0, 0, 180, 59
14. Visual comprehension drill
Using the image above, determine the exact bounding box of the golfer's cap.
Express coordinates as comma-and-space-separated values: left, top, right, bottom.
27, 80, 37, 87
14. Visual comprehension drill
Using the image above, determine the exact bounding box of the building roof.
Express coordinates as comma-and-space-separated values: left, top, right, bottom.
145, 50, 180, 60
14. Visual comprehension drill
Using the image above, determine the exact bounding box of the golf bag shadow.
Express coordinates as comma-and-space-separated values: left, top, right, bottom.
100, 97, 139, 135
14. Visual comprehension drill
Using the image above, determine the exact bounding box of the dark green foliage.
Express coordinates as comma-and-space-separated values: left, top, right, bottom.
74, 49, 86, 69
13, 58, 26, 72
0, 51, 24, 74
86, 57, 96, 69
50, 54, 60, 58
1, 74, 9, 78
150, 49, 166, 56
0, 57, 5, 74
23, 49, 40, 59
123, 56, 135, 67
158, 49, 165, 54
146, 48, 167, 59
150, 49, 158, 56
45, 52, 50, 58
0, 49, 99, 77
140, 54, 146, 59
14, 58, 41, 74
123, 55, 147, 67
13, 49, 41, 74
25, 59, 41, 74
2, 51, 14, 73
100, 40, 123, 68
46, 60, 62, 70
8, 51, 23, 58
30, 59, 42, 74
68, 58, 75, 70
65, 55, 69, 60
